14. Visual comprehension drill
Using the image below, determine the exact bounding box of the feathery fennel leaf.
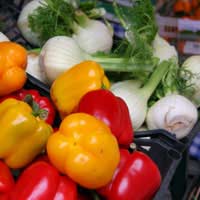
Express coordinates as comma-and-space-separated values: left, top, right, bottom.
113, 0, 158, 61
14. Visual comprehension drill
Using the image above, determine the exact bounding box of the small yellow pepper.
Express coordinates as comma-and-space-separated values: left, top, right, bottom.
50, 60, 110, 118
47, 113, 120, 189
0, 41, 27, 96
0, 98, 53, 169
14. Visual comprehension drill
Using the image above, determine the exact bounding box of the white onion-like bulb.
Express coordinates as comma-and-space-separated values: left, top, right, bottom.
73, 19, 113, 54
39, 36, 85, 84
182, 55, 200, 107
146, 94, 198, 139
0, 32, 9, 42
17, 0, 44, 46
152, 34, 178, 62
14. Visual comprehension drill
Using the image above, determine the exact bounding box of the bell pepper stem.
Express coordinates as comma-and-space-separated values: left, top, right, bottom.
90, 190, 101, 200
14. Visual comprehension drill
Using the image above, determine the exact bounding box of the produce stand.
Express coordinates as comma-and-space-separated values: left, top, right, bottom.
155, 0, 200, 62
0, 0, 200, 199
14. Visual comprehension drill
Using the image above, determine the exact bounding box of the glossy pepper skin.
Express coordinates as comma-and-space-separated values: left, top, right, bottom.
0, 98, 53, 169
98, 149, 162, 200
77, 89, 133, 146
47, 113, 120, 189
0, 161, 15, 199
18, 89, 56, 125
0, 41, 27, 96
50, 61, 110, 118
9, 161, 77, 200
0, 89, 56, 125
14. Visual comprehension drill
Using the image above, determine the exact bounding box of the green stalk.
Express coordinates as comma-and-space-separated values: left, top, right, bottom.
113, 0, 128, 30
29, 48, 157, 75
28, 48, 41, 54
87, 53, 158, 73
87, 8, 106, 18
140, 61, 170, 99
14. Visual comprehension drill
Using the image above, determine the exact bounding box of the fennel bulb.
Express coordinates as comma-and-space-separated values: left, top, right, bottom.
26, 52, 48, 84
39, 35, 158, 85
152, 34, 178, 62
73, 19, 113, 54
111, 61, 170, 130
17, 0, 44, 46
39, 36, 85, 84
0, 32, 9, 42
182, 55, 200, 107
146, 94, 198, 139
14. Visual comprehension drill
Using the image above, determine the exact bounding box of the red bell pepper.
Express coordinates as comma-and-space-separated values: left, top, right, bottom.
98, 149, 162, 200
77, 89, 133, 146
9, 161, 77, 200
0, 160, 15, 198
0, 89, 55, 125
0, 194, 10, 200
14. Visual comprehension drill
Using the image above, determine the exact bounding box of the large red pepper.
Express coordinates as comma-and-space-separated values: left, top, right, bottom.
77, 89, 133, 146
0, 89, 55, 125
9, 161, 77, 200
98, 149, 162, 200
0, 160, 15, 199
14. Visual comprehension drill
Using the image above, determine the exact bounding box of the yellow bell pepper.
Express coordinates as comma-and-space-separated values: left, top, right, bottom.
50, 61, 110, 118
47, 113, 120, 189
0, 98, 53, 169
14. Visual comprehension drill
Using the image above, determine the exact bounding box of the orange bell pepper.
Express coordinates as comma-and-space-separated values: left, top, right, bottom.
173, 0, 192, 14
47, 113, 120, 189
0, 41, 27, 96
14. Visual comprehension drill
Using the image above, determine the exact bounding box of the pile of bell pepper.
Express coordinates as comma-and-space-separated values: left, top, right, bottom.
173, 0, 200, 19
0, 41, 162, 200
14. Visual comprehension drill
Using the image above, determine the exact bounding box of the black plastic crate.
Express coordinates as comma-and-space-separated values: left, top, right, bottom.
0, 0, 198, 199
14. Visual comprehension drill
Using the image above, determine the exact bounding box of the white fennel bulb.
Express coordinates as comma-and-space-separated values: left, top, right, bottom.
73, 19, 113, 54
111, 80, 144, 130
26, 52, 48, 84
39, 36, 85, 84
17, 0, 44, 46
111, 61, 170, 130
0, 32, 9, 41
182, 55, 200, 107
146, 94, 198, 139
152, 34, 178, 62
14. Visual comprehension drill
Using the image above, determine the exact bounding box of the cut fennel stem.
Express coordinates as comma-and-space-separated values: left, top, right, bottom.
111, 61, 170, 130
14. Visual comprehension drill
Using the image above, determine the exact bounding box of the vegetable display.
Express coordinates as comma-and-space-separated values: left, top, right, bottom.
0, 0, 200, 199
47, 112, 120, 189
